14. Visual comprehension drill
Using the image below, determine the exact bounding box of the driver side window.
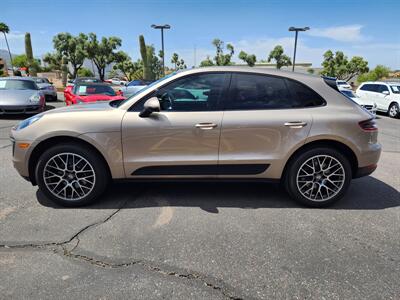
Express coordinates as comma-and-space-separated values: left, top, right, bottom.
156, 73, 226, 111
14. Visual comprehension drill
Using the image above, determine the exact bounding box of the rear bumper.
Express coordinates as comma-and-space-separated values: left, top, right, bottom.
354, 164, 378, 178
0, 105, 44, 114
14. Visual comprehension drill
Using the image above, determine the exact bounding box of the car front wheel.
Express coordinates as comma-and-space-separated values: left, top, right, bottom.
35, 143, 109, 207
284, 148, 352, 207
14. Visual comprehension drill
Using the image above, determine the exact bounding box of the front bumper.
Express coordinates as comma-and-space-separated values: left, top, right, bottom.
0, 105, 44, 115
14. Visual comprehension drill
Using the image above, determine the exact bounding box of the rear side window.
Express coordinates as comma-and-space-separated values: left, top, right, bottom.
285, 79, 325, 107
226, 74, 292, 110
226, 74, 324, 110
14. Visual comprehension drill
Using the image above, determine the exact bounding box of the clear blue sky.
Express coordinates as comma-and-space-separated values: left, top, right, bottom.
1, 0, 399, 69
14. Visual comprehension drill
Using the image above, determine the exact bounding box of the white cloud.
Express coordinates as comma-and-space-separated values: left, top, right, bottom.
307, 25, 366, 42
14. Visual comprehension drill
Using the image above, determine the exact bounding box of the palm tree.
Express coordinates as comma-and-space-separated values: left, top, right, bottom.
0, 22, 14, 75
171, 53, 179, 70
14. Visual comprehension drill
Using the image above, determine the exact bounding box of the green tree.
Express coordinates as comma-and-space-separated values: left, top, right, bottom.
86, 33, 121, 81
199, 56, 214, 67
267, 45, 292, 69
321, 50, 369, 81
358, 65, 390, 83
212, 38, 234, 66
53, 32, 88, 79
77, 67, 94, 77
12, 54, 28, 68
43, 52, 62, 70
25, 32, 37, 76
113, 51, 142, 81
171, 53, 179, 70
238, 50, 257, 67
307, 68, 315, 74
0, 22, 14, 74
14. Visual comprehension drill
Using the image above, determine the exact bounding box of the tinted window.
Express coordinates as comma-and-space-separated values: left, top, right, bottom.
286, 79, 325, 107
226, 74, 292, 110
370, 84, 380, 92
0, 79, 37, 90
378, 85, 389, 93
360, 84, 372, 91
156, 73, 226, 111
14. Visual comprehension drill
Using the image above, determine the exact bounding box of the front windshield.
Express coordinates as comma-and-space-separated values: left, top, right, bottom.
117, 73, 176, 107
390, 85, 400, 94
0, 79, 38, 90
75, 84, 116, 96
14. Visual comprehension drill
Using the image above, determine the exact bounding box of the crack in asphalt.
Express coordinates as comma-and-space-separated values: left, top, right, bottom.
0, 199, 246, 300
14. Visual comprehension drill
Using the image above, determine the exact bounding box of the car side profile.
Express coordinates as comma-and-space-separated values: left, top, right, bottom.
10, 67, 381, 207
356, 81, 400, 118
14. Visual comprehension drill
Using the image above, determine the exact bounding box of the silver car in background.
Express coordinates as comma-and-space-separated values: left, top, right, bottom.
122, 79, 153, 97
32, 77, 57, 101
0, 77, 45, 114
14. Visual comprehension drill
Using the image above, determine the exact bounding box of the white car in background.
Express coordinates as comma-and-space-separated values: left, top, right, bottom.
122, 79, 153, 97
105, 78, 127, 86
356, 82, 400, 118
337, 80, 352, 90
340, 88, 377, 116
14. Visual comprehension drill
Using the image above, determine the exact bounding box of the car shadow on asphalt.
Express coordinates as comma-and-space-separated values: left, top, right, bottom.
36, 175, 399, 211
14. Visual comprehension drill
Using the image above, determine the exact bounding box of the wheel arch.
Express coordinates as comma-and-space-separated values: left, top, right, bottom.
28, 136, 111, 185
282, 139, 359, 181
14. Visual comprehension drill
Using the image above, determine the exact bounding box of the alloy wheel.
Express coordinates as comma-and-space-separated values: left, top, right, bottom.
43, 153, 96, 201
296, 155, 345, 202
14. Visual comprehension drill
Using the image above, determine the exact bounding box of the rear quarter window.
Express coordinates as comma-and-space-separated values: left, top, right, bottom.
285, 79, 326, 107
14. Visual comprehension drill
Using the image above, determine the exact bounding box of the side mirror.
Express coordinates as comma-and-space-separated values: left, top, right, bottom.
382, 90, 389, 95
139, 97, 160, 118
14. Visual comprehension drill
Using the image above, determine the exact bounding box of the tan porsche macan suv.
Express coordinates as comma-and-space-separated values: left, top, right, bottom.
10, 67, 381, 207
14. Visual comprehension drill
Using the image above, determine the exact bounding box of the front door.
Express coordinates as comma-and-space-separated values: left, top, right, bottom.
121, 73, 228, 178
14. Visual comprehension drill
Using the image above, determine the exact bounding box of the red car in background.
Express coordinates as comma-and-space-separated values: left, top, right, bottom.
64, 82, 125, 105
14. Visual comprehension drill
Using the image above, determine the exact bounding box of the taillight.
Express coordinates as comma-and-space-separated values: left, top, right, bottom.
358, 119, 378, 132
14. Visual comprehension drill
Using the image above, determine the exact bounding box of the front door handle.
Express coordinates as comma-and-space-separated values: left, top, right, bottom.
195, 123, 218, 130
284, 121, 307, 128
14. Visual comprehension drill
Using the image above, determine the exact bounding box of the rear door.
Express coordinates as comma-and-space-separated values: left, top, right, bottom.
218, 73, 320, 179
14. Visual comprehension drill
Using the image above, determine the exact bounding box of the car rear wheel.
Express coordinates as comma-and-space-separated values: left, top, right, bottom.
284, 147, 352, 207
388, 103, 400, 118
35, 143, 109, 207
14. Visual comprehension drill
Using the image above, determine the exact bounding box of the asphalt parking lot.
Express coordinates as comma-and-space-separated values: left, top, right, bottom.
0, 98, 399, 299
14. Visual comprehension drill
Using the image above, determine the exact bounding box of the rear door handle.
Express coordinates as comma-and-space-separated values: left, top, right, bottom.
284, 121, 307, 128
195, 123, 218, 130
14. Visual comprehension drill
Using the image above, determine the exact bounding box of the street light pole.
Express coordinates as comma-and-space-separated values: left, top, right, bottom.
151, 24, 171, 77
288, 26, 310, 72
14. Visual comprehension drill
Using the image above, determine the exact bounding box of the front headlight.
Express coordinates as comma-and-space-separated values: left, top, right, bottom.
15, 115, 43, 131
29, 93, 41, 103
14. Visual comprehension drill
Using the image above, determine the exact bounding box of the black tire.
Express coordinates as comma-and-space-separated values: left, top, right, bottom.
284, 147, 352, 207
388, 103, 400, 118
35, 143, 109, 207
52, 95, 58, 102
